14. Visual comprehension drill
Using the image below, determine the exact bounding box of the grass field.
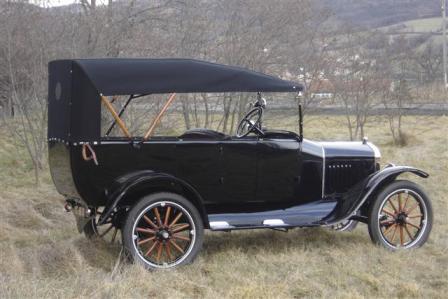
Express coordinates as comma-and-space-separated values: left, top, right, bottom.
377, 16, 445, 49
381, 17, 443, 33
0, 115, 447, 298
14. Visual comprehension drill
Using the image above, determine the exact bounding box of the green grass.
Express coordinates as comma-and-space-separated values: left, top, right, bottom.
0, 115, 447, 298
381, 17, 443, 33
375, 16, 445, 49
402, 17, 443, 32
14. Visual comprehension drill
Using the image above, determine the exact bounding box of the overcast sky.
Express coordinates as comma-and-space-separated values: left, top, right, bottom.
33, 1, 110, 7
33, 0, 75, 6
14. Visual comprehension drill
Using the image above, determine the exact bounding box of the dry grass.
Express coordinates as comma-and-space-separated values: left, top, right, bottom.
0, 115, 447, 298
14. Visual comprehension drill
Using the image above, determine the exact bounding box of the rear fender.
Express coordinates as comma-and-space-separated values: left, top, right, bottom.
322, 165, 429, 225
98, 170, 208, 226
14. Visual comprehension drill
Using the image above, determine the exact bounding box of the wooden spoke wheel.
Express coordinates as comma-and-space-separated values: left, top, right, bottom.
83, 207, 122, 244
378, 191, 425, 247
122, 192, 204, 269
368, 180, 433, 250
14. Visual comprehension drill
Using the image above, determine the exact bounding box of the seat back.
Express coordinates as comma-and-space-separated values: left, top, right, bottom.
179, 128, 231, 140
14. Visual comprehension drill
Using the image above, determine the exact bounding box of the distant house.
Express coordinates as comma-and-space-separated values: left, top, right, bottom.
308, 79, 335, 100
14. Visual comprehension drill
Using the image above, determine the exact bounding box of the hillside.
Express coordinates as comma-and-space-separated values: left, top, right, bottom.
323, 0, 441, 28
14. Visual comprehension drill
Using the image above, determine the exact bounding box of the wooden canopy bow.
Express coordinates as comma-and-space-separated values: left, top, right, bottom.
100, 93, 177, 141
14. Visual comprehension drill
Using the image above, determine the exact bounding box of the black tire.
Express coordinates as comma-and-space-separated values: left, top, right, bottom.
368, 180, 433, 250
122, 192, 204, 269
83, 219, 97, 238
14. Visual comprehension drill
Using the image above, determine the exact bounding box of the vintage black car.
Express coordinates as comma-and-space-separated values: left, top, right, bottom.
48, 58, 433, 269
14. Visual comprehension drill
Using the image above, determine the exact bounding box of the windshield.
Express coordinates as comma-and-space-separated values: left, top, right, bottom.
100, 92, 300, 139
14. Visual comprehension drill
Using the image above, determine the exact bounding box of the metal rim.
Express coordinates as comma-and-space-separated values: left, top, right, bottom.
132, 201, 196, 268
377, 189, 428, 249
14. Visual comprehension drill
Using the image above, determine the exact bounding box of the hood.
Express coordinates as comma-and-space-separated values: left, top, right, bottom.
320, 141, 381, 159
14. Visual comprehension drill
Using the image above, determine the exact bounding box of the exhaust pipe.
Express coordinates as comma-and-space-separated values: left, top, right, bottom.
64, 202, 73, 212
64, 200, 93, 217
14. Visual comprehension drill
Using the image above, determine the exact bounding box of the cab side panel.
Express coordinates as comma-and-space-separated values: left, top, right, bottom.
256, 140, 301, 203
69, 140, 258, 210
256, 139, 323, 207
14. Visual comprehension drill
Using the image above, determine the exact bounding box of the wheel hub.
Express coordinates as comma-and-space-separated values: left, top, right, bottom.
157, 229, 170, 240
396, 213, 407, 225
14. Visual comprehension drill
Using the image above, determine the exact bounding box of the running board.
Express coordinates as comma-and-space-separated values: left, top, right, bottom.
208, 200, 337, 231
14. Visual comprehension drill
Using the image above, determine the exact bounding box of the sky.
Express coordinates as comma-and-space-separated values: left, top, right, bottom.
33, 0, 76, 6
32, 0, 110, 7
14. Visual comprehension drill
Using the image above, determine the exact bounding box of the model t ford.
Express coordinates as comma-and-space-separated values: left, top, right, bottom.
48, 59, 433, 269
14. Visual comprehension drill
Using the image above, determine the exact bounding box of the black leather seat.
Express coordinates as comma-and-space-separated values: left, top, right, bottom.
262, 130, 299, 140
179, 128, 231, 140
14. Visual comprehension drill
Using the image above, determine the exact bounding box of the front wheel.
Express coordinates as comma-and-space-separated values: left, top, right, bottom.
368, 180, 433, 250
122, 192, 204, 269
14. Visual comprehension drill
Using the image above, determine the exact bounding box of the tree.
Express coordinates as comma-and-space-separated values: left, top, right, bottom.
0, 2, 56, 184
413, 40, 443, 84
329, 26, 380, 140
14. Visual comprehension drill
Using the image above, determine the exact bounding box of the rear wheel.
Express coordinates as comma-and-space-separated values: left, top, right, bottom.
122, 192, 204, 269
368, 180, 433, 250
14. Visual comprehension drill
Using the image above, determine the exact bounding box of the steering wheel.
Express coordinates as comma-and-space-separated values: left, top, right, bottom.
236, 107, 264, 138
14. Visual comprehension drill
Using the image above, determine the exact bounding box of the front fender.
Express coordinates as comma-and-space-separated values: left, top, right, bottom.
322, 165, 429, 225
365, 165, 428, 189
98, 170, 207, 225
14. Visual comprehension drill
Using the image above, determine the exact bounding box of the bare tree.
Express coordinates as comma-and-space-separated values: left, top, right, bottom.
378, 37, 414, 146
329, 27, 380, 140
412, 40, 443, 84
0, 2, 55, 184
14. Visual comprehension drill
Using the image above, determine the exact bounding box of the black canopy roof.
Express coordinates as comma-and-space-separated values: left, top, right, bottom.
48, 58, 303, 142
70, 58, 302, 95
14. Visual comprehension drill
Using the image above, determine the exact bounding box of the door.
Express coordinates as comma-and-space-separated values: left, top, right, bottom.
256, 138, 302, 206
175, 141, 222, 204
217, 139, 258, 204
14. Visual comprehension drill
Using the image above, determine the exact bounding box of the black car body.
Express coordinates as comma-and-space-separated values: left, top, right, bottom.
48, 59, 433, 269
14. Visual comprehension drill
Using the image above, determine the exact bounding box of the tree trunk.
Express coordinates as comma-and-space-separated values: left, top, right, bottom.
193, 94, 199, 128
229, 103, 238, 135
181, 97, 191, 130
8, 95, 14, 117
221, 95, 233, 134
201, 94, 209, 128
346, 114, 354, 141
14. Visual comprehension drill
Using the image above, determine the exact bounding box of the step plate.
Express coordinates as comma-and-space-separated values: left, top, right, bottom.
208, 200, 337, 231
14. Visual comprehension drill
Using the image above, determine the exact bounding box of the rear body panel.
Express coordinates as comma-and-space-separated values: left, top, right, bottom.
48, 142, 80, 200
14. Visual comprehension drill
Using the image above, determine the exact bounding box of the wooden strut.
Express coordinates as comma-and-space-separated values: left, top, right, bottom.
144, 93, 176, 141
100, 95, 131, 138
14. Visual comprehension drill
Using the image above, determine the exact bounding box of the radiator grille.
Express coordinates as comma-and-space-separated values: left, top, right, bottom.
325, 159, 375, 194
